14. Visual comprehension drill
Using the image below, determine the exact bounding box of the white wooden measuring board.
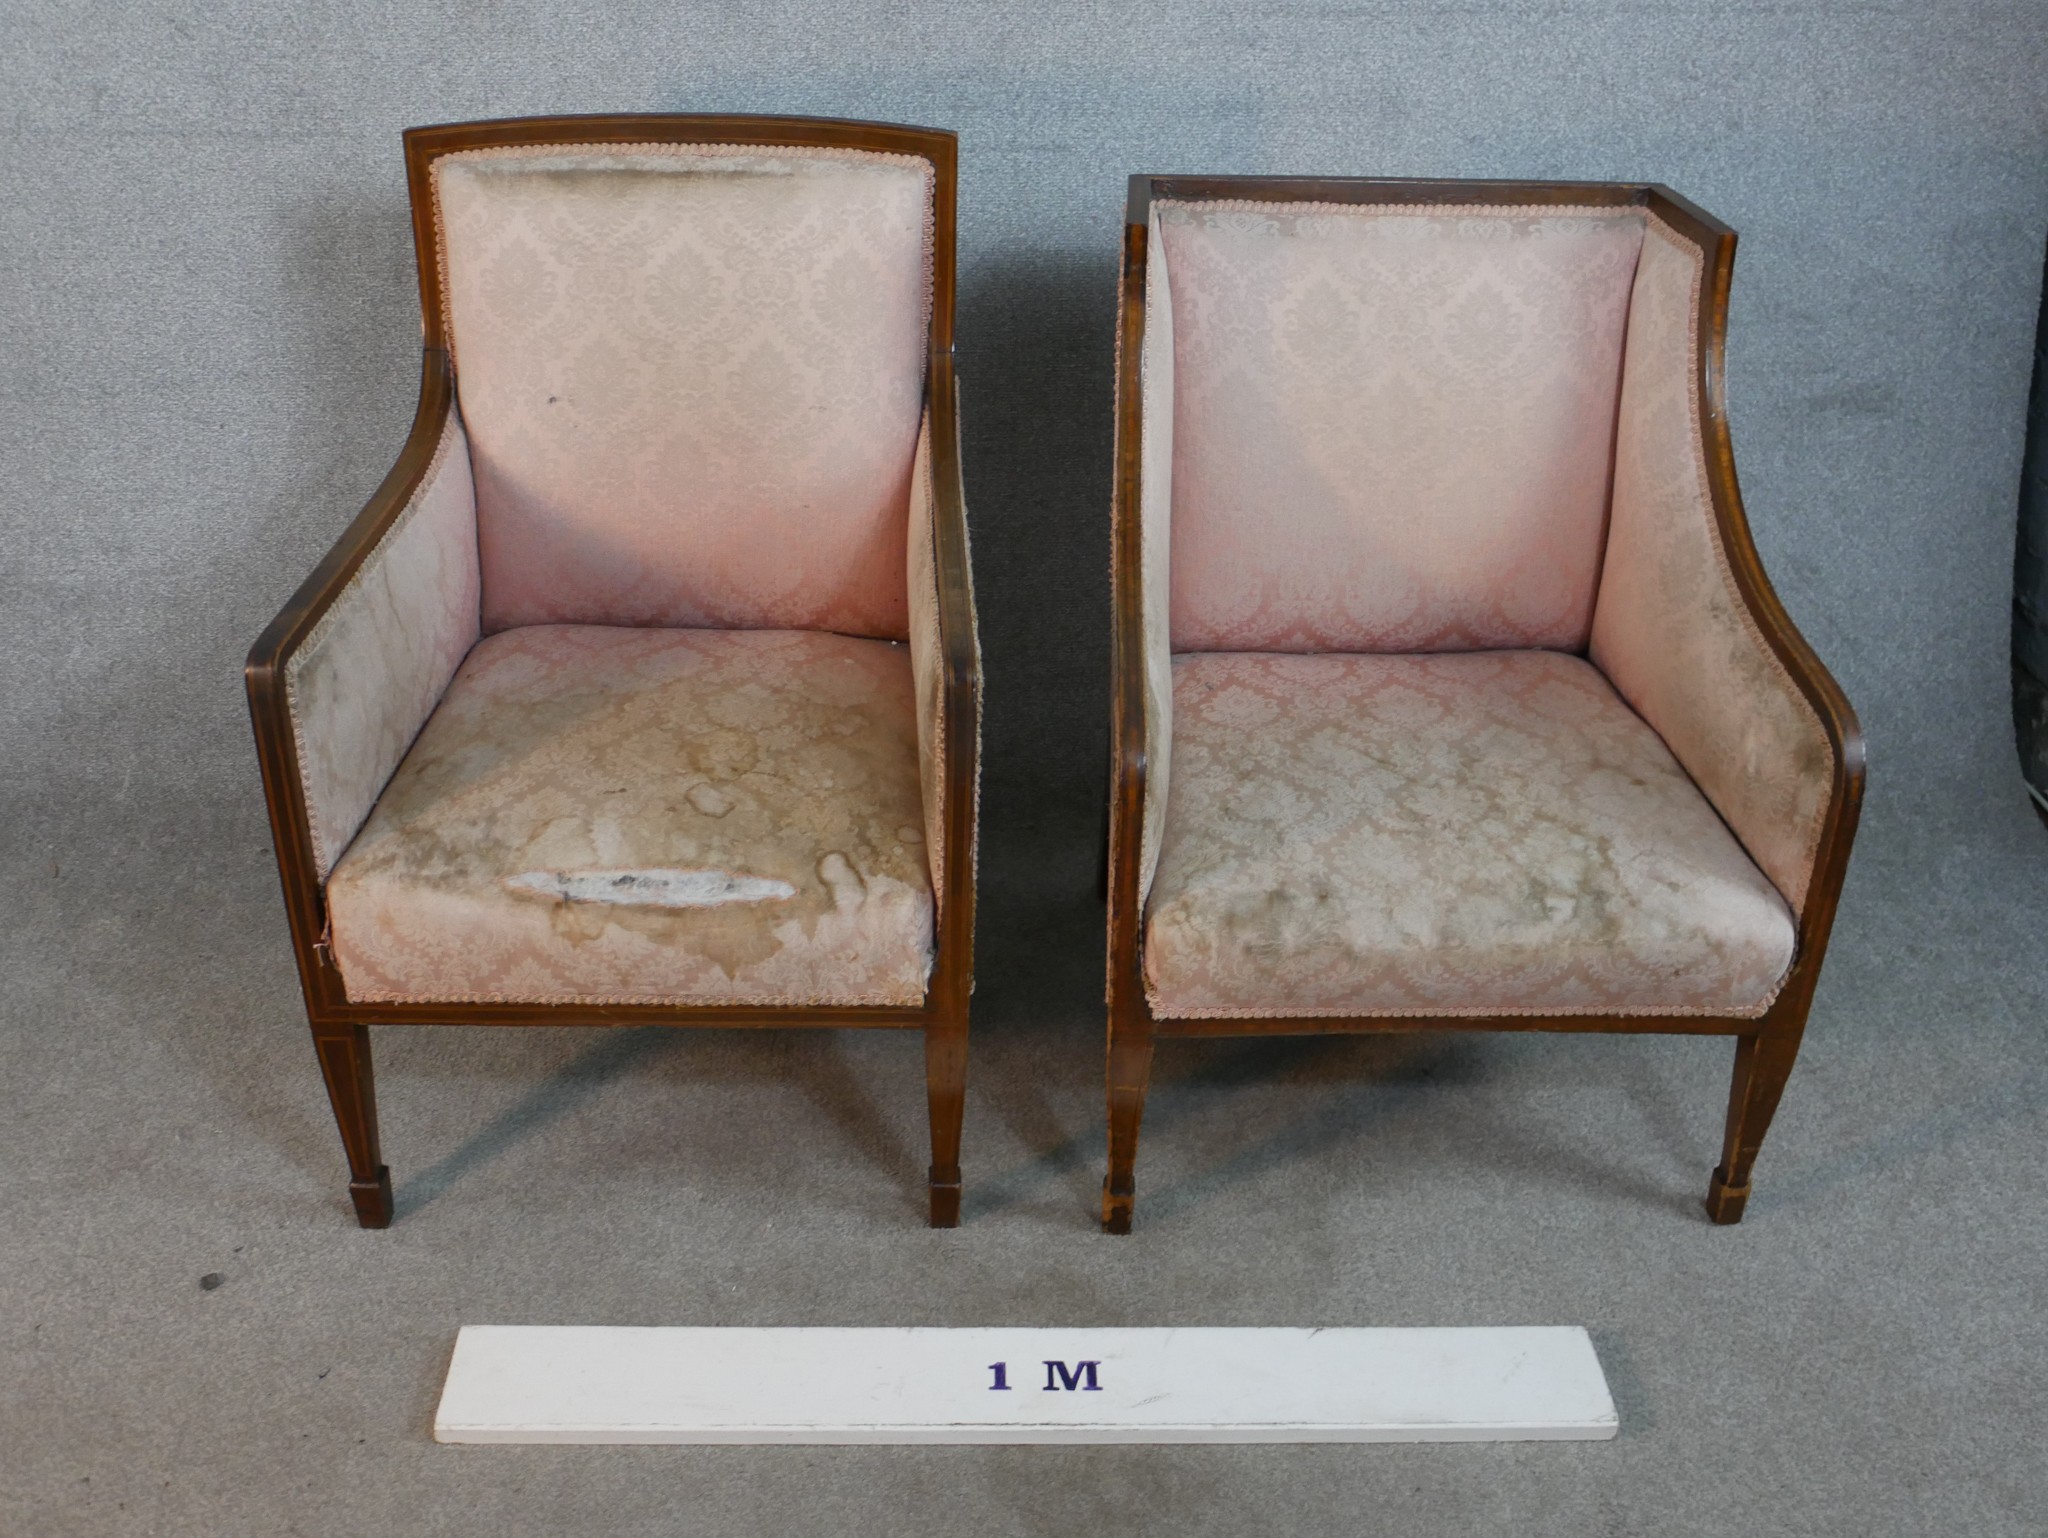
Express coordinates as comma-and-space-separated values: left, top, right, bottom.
434, 1326, 1617, 1444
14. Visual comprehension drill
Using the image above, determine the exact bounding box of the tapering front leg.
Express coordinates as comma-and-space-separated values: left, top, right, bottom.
924, 1016, 968, 1228
1705, 1027, 1805, 1224
310, 1023, 391, 1228
1102, 1010, 1154, 1234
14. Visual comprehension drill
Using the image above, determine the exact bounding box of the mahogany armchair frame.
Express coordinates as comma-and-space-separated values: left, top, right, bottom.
1104, 175, 1865, 1233
247, 116, 980, 1229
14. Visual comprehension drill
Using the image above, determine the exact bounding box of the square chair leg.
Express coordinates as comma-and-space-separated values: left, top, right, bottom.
924, 1019, 968, 1228
1705, 1028, 1804, 1225
311, 1023, 392, 1229
1102, 1014, 1154, 1234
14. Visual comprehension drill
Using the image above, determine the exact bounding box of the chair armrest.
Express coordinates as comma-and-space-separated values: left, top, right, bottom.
1106, 186, 1176, 1007
1589, 195, 1864, 941
910, 354, 982, 999
245, 349, 481, 983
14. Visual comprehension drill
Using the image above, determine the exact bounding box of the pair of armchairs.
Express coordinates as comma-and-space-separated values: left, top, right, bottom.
247, 116, 1861, 1235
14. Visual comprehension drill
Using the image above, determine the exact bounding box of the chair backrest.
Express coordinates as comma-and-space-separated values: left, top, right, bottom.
418, 129, 936, 637
1154, 194, 1647, 653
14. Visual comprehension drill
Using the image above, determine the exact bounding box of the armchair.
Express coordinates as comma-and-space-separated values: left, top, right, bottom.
1104, 177, 1862, 1232
247, 116, 980, 1228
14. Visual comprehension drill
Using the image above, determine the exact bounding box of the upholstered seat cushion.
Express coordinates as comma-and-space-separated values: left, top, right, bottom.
326, 626, 933, 1005
1144, 651, 1795, 1018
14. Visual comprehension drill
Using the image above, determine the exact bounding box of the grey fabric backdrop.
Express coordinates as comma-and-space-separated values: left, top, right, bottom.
5, 4, 2047, 1535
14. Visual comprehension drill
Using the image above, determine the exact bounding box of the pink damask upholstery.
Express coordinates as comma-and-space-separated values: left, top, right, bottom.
432, 145, 932, 637
286, 411, 480, 879
1590, 218, 1834, 913
1156, 201, 1645, 653
1143, 652, 1795, 1019
254, 122, 977, 1232
1106, 180, 1854, 1234
325, 626, 933, 1005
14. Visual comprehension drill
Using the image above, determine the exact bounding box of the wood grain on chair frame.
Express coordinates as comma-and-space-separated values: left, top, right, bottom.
246, 115, 980, 1229
1103, 175, 1864, 1233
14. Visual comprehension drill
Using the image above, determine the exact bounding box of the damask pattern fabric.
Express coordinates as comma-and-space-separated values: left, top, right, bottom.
1144, 651, 1795, 1018
1589, 219, 1834, 914
1156, 200, 1645, 653
326, 626, 934, 1005
286, 410, 480, 880
433, 144, 932, 637
1136, 207, 1176, 904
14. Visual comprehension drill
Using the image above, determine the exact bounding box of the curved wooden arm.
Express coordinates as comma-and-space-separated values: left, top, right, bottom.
244, 347, 456, 1015
1106, 179, 1158, 1020
924, 350, 982, 1016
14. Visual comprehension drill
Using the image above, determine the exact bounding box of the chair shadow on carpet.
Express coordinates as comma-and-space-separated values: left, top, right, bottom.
968, 1030, 1717, 1229
393, 1026, 922, 1221
1147, 1035, 1716, 1227
394, 1028, 683, 1217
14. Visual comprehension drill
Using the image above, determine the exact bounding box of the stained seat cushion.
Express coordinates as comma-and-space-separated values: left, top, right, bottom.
326, 626, 933, 1005
1144, 651, 1795, 1019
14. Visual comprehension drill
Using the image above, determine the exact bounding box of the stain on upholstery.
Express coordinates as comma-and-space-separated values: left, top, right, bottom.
1144, 651, 1796, 1018
325, 626, 933, 1004
505, 869, 797, 908
286, 411, 480, 879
